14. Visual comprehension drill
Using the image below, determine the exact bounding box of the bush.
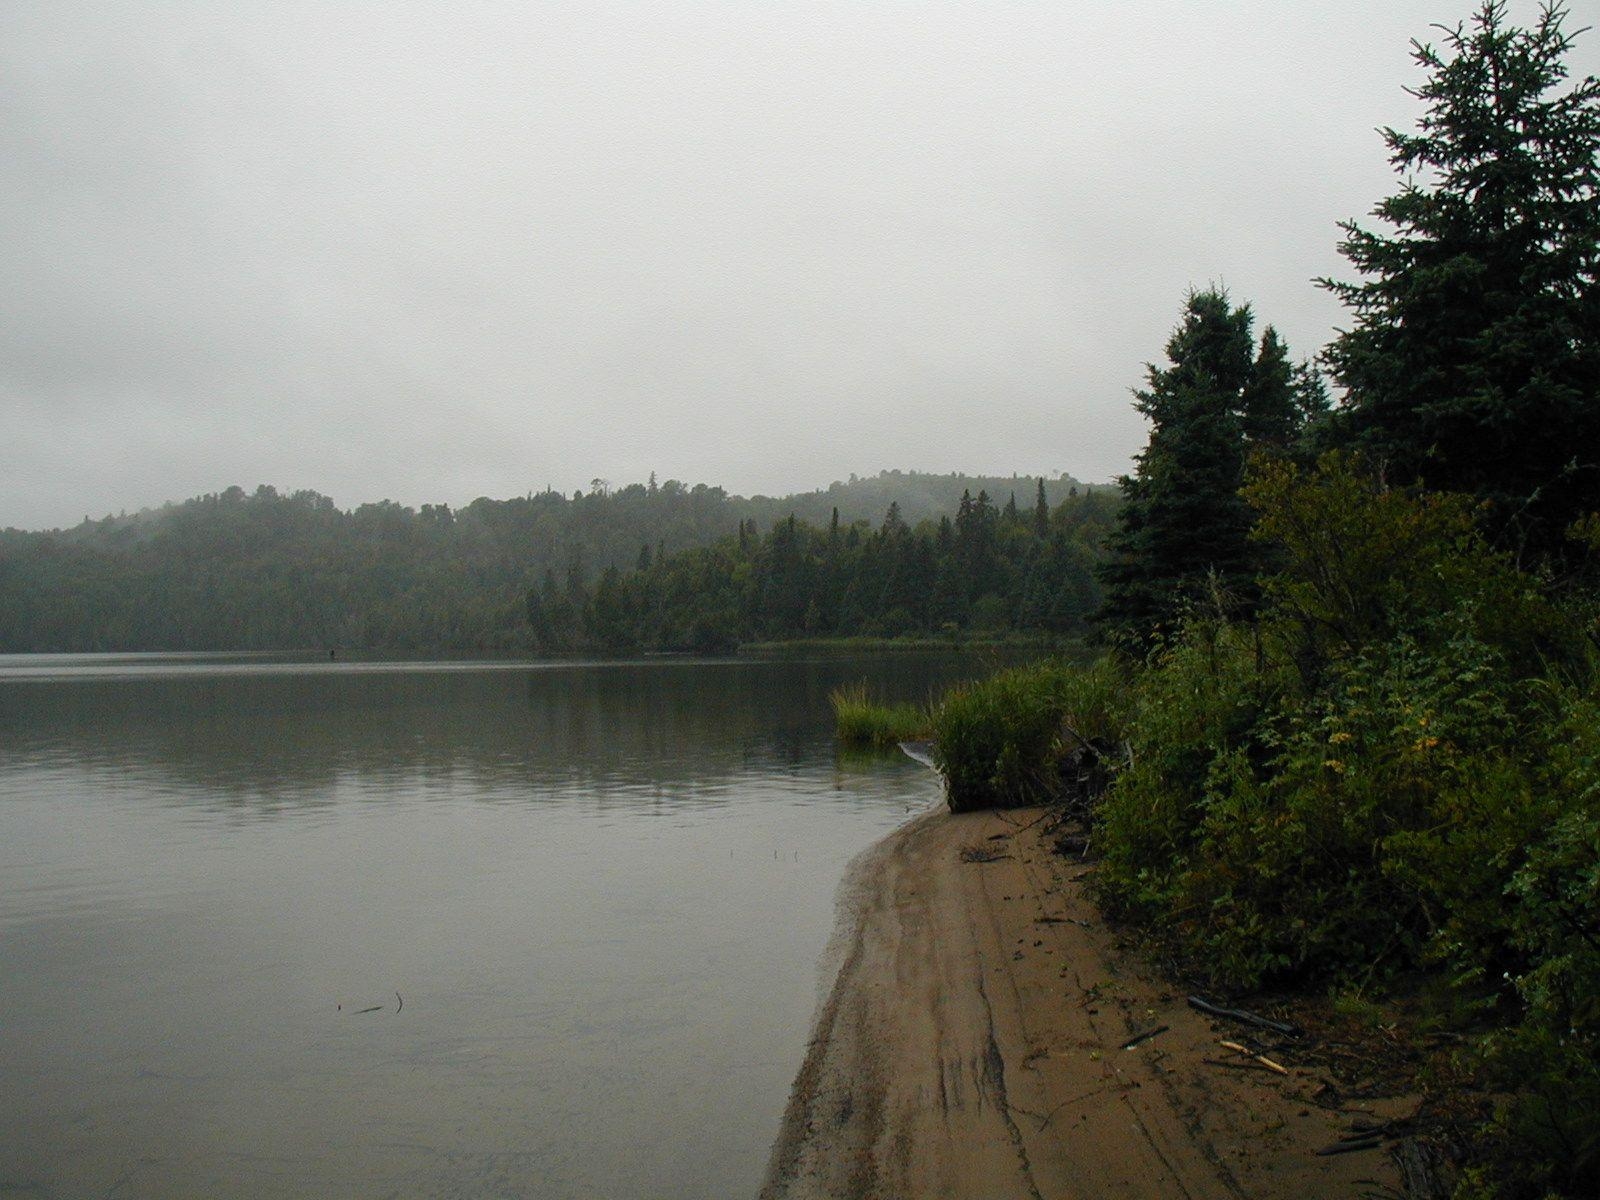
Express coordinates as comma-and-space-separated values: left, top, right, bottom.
1086, 452, 1600, 1194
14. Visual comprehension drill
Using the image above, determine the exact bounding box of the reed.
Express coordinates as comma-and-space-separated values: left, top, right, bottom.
829, 682, 931, 749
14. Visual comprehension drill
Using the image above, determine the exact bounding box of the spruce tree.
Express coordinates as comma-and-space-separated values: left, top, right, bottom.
1238, 327, 1298, 450
1098, 289, 1258, 643
1320, 1, 1600, 554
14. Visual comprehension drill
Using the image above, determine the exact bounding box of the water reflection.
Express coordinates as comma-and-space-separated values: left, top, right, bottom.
0, 651, 1008, 1199
0, 653, 987, 813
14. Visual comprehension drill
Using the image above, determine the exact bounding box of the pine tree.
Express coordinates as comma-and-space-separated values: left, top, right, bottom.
1320, 1, 1600, 555
1033, 478, 1050, 538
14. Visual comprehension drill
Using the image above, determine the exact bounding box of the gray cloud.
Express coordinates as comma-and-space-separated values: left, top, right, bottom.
4, 1, 1594, 529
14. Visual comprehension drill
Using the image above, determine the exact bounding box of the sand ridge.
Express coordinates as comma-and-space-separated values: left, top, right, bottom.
761, 807, 1409, 1199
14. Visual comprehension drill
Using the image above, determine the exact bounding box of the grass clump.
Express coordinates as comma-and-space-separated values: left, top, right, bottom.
829, 682, 931, 749
932, 656, 1129, 812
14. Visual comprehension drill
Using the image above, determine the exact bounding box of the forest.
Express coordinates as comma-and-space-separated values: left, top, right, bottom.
530, 485, 1116, 653
0, 470, 1091, 652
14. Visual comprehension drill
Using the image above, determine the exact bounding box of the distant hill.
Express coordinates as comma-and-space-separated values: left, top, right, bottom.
0, 470, 1100, 652
740, 470, 1094, 530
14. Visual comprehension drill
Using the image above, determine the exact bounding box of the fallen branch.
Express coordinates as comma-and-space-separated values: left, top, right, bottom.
1187, 995, 1301, 1037
1012, 808, 1057, 835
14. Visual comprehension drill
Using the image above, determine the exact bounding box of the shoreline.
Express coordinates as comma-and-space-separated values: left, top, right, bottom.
761, 806, 1411, 1199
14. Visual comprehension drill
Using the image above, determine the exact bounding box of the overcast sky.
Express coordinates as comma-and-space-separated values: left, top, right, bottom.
4, 2, 1596, 530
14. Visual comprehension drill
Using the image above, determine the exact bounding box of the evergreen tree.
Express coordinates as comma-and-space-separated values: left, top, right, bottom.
1238, 327, 1299, 450
880, 501, 906, 539
1320, 1, 1600, 555
1098, 289, 1258, 643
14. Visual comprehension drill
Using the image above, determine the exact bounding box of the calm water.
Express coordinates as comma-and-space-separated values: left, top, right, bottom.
0, 651, 998, 1199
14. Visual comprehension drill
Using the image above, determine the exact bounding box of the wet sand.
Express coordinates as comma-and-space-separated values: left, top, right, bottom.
762, 807, 1408, 1199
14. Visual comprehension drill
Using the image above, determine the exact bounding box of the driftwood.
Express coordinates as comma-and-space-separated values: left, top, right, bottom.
1187, 995, 1302, 1037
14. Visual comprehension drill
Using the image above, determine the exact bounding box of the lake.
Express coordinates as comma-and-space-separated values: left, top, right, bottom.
0, 651, 1001, 1199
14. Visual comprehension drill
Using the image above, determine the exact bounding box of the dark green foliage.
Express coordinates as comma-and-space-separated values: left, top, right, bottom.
554, 487, 1117, 653
0, 470, 1090, 653
1088, 454, 1599, 1197
1320, 1, 1600, 557
1100, 290, 1310, 645
1081, 12, 1600, 1191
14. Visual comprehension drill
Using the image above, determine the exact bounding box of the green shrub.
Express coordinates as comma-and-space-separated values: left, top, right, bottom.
1094, 616, 1293, 929
1467, 695, 1600, 1197
1086, 452, 1600, 1194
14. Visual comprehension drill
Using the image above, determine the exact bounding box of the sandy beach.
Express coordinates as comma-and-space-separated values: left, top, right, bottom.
762, 806, 1411, 1199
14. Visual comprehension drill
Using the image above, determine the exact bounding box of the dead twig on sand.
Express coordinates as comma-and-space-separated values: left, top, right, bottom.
1015, 1080, 1132, 1132
1120, 1024, 1169, 1050
1187, 995, 1301, 1037
1011, 808, 1058, 836
1218, 1040, 1290, 1075
1316, 1137, 1383, 1156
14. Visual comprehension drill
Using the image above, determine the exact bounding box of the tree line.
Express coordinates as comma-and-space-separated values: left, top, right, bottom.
529, 484, 1116, 654
0, 470, 1089, 652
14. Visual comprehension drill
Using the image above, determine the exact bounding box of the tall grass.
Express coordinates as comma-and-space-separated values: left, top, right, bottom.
932, 657, 1128, 812
829, 682, 932, 749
